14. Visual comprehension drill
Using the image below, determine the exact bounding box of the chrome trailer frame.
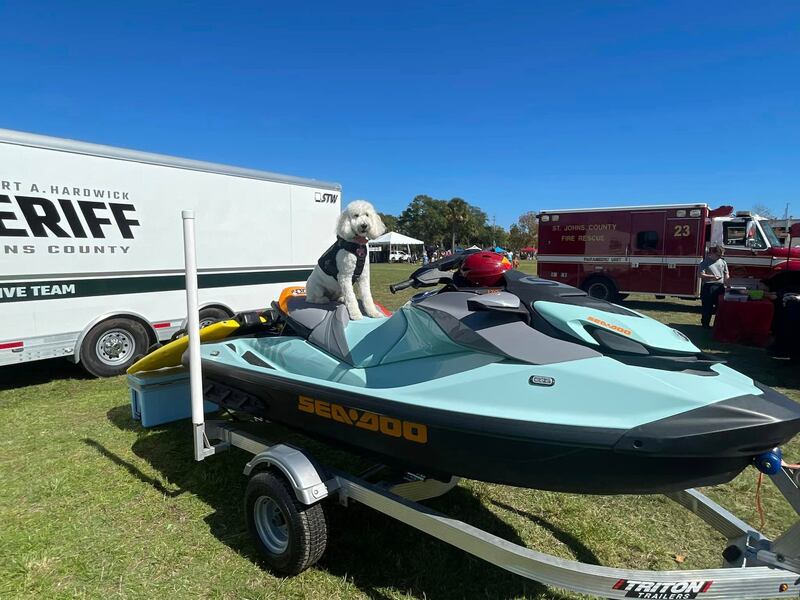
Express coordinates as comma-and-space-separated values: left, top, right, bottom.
203, 420, 800, 600
181, 211, 800, 599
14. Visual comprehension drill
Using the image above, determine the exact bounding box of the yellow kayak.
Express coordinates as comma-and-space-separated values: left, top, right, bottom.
126, 319, 242, 374
128, 287, 306, 375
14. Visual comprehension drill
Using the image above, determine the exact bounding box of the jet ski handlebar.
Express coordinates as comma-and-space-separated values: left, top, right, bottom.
389, 250, 480, 294
389, 279, 415, 294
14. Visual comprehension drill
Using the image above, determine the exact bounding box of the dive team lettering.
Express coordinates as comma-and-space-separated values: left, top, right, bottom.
297, 396, 428, 444
0, 283, 75, 299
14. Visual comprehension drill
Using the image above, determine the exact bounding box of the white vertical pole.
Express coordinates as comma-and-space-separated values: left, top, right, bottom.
182, 210, 206, 460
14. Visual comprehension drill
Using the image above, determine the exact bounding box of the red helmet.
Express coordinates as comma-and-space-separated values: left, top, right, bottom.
459, 252, 512, 287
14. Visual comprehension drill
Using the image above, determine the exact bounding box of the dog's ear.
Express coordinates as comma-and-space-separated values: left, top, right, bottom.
337, 209, 354, 240
370, 211, 387, 238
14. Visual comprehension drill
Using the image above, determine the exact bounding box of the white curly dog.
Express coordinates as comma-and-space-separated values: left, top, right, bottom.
306, 200, 387, 320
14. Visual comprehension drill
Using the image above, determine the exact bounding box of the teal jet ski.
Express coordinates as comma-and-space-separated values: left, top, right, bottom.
195, 253, 800, 495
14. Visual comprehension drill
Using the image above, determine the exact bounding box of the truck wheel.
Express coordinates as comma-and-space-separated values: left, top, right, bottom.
199, 307, 229, 328
582, 277, 619, 302
245, 471, 328, 576
81, 318, 149, 377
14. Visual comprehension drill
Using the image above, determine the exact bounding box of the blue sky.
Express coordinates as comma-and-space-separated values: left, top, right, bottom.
1, 1, 798, 227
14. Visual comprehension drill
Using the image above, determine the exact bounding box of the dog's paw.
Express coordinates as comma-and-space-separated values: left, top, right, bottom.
366, 309, 385, 319
348, 311, 364, 320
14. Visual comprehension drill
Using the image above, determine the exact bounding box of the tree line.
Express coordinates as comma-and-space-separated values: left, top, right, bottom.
379, 195, 538, 252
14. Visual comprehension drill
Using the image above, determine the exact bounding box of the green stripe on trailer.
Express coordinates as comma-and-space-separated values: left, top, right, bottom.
0, 268, 312, 303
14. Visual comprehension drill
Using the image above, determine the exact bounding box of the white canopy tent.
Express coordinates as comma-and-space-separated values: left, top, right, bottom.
369, 231, 425, 261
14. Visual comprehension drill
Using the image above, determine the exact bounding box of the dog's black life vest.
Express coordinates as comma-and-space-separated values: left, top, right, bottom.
318, 237, 367, 283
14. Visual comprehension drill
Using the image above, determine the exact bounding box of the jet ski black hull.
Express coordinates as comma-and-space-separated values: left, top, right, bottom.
202, 361, 800, 495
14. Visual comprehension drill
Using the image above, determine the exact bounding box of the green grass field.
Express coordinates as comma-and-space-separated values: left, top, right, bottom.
1, 262, 798, 600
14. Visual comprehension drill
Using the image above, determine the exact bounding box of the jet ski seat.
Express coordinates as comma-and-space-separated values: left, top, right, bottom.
276, 292, 428, 367
275, 288, 488, 368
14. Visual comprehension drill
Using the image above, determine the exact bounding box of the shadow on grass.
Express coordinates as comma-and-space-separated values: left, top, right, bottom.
107, 403, 145, 432
97, 407, 570, 599
489, 500, 600, 566
0, 357, 92, 391
83, 438, 184, 498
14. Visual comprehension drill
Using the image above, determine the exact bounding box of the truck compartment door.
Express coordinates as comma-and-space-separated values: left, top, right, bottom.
662, 213, 703, 296
625, 211, 665, 293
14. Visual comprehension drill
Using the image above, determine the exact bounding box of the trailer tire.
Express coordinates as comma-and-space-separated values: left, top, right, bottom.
245, 471, 328, 576
199, 307, 229, 328
581, 277, 619, 302
80, 318, 149, 377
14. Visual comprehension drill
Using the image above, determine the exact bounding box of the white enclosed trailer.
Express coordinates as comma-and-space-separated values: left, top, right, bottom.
0, 129, 341, 376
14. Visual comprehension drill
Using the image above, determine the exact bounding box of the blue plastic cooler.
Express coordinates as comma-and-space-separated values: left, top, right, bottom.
128, 366, 217, 427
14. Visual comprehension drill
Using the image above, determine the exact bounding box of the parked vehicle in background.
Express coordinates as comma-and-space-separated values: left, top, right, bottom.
536, 204, 800, 301
0, 129, 341, 376
389, 250, 411, 262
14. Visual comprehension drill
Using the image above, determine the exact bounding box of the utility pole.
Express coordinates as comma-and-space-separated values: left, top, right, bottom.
492, 215, 496, 247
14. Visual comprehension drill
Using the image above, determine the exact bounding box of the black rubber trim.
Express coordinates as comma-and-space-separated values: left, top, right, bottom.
200, 359, 625, 448
241, 351, 273, 368
504, 270, 641, 317
201, 359, 800, 460
616, 382, 800, 457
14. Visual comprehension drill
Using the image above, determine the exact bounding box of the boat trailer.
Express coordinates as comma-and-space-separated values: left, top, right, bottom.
179, 211, 800, 599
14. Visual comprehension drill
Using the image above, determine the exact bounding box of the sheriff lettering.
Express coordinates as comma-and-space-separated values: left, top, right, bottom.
0, 192, 139, 240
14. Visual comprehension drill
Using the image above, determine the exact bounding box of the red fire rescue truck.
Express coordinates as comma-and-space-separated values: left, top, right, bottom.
536, 203, 800, 301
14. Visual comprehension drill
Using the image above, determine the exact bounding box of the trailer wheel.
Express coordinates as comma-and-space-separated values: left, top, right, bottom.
245, 471, 328, 576
81, 318, 149, 377
199, 307, 229, 328
582, 277, 619, 302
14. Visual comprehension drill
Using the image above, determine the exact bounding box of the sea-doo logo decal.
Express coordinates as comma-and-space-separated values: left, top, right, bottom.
529, 375, 555, 387
612, 579, 712, 599
587, 316, 632, 336
314, 192, 339, 204
298, 396, 428, 444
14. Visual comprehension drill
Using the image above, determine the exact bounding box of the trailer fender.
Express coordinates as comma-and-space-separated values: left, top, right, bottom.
71, 311, 158, 364
244, 444, 336, 505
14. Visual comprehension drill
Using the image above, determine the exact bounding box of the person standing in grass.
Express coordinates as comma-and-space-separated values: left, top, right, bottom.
699, 243, 730, 328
